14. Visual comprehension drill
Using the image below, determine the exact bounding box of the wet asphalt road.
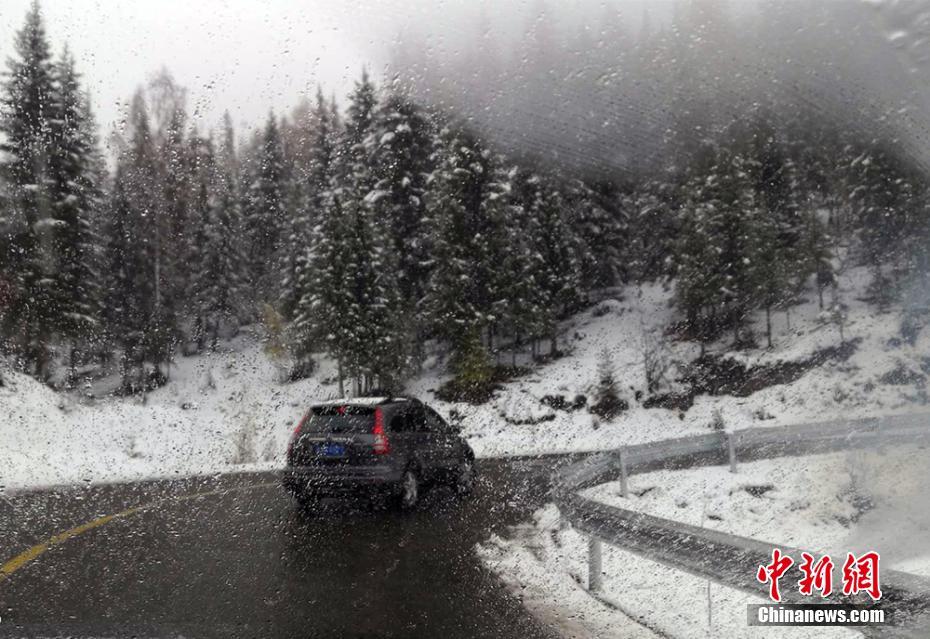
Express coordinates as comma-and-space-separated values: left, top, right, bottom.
0, 458, 570, 639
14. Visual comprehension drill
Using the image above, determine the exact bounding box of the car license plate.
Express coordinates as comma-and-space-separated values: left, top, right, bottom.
319, 442, 345, 457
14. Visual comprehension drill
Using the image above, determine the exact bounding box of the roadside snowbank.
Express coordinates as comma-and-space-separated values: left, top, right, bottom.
583, 445, 930, 577
0, 330, 331, 493
479, 505, 855, 639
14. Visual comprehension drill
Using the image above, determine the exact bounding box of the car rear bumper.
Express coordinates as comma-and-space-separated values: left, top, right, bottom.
282, 464, 404, 498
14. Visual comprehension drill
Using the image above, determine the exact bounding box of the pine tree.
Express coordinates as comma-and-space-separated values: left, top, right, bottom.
342, 192, 407, 392
675, 164, 726, 349
186, 133, 216, 351
104, 163, 151, 392
522, 172, 581, 355
340, 70, 409, 391
368, 89, 435, 313
184, 120, 249, 353
300, 73, 410, 393
47, 49, 104, 378
492, 164, 544, 365
801, 208, 834, 311
114, 90, 172, 387
338, 70, 378, 225
424, 126, 496, 347
288, 90, 339, 373
208, 118, 248, 338
626, 180, 677, 284
280, 89, 336, 323
748, 199, 787, 349
366, 88, 437, 370
302, 187, 352, 392
566, 178, 624, 293
713, 150, 759, 346
151, 72, 190, 330
0, 1, 58, 379
277, 167, 308, 322
244, 112, 287, 302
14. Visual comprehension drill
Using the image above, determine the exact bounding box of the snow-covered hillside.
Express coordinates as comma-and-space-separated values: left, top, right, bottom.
0, 330, 334, 493
3, 266, 929, 494
417, 266, 930, 456
468, 267, 930, 639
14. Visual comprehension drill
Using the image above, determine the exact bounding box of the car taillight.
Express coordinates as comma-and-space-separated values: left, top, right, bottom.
373, 407, 390, 455
287, 411, 310, 458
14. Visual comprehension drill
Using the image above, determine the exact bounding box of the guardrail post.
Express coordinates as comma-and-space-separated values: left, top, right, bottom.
727, 432, 738, 473
588, 536, 603, 592
619, 450, 629, 498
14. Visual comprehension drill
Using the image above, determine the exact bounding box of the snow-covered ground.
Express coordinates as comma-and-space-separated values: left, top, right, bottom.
414, 266, 930, 457
481, 445, 930, 638
0, 329, 336, 493
583, 445, 930, 577
3, 266, 929, 495
466, 267, 930, 638
479, 507, 857, 639
3, 266, 929, 635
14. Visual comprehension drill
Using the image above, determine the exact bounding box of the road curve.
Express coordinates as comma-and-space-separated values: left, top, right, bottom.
0, 458, 568, 639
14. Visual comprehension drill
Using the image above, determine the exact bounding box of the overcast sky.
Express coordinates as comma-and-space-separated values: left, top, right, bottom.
0, 1, 661, 134
3, 1, 929, 175
0, 0, 382, 138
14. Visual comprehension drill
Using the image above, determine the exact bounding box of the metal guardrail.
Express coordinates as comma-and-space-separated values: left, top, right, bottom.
552, 414, 930, 638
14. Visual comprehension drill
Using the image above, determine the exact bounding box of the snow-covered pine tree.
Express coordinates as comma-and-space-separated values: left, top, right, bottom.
244, 112, 287, 303
340, 70, 378, 211
183, 125, 245, 353
565, 178, 625, 295
423, 126, 498, 359
492, 164, 545, 366
0, 1, 59, 379
746, 118, 807, 304
711, 149, 759, 346
185, 133, 216, 351
150, 72, 190, 336
853, 146, 914, 307
104, 162, 153, 392
47, 49, 104, 378
747, 189, 787, 349
340, 70, 409, 392
206, 115, 248, 341
624, 179, 677, 284
801, 209, 834, 311
277, 168, 309, 322
522, 172, 582, 356
288, 89, 339, 375
368, 88, 435, 317
674, 166, 725, 349
277, 104, 310, 323
342, 191, 407, 392
302, 187, 352, 392
115, 91, 173, 387
477, 155, 523, 359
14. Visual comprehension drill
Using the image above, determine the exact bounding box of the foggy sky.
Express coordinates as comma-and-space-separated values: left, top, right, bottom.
0, 1, 374, 140
0, 0, 663, 138
2, 1, 930, 176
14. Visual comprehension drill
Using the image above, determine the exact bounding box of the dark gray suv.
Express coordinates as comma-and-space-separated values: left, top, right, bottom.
282, 396, 476, 509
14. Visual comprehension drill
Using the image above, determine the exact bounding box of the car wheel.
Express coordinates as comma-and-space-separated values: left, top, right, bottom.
455, 457, 476, 497
399, 468, 420, 510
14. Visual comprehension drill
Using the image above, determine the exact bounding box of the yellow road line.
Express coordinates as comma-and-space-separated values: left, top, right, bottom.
0, 506, 140, 580
0, 481, 278, 583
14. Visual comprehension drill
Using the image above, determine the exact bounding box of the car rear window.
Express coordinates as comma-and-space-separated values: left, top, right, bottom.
306, 406, 376, 433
